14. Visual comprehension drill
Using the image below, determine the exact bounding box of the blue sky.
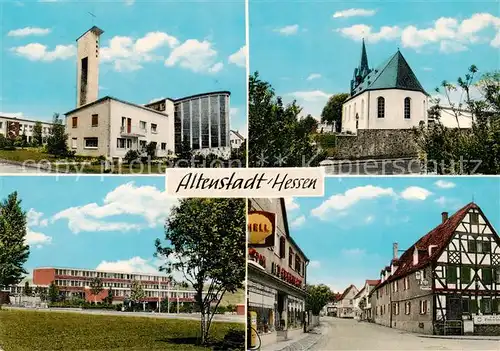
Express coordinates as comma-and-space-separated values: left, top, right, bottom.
0, 176, 180, 277
250, 1, 500, 117
0, 0, 247, 135
284, 177, 500, 292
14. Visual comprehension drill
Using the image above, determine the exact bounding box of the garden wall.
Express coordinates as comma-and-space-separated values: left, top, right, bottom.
332, 129, 419, 160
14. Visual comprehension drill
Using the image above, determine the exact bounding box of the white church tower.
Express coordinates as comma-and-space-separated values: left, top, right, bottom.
76, 26, 104, 108
341, 40, 429, 133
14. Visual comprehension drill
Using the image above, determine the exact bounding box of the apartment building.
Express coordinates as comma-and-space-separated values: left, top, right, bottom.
65, 97, 174, 160
145, 92, 231, 158
0, 116, 53, 143
32, 267, 197, 307
247, 198, 309, 347
369, 203, 500, 336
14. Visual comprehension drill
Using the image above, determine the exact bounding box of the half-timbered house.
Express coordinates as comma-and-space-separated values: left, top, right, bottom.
369, 202, 500, 336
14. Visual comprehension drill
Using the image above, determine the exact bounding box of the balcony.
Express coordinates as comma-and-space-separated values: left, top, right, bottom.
120, 125, 146, 137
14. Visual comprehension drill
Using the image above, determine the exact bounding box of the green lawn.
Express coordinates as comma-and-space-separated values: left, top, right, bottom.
220, 290, 244, 307
0, 148, 57, 163
0, 309, 243, 351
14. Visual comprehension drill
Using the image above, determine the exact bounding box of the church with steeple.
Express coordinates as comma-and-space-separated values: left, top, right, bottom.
341, 40, 430, 133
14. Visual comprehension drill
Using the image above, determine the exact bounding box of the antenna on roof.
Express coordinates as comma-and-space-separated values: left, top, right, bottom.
88, 11, 96, 25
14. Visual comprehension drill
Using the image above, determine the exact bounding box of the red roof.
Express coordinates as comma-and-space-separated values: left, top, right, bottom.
373, 202, 481, 291
366, 279, 380, 286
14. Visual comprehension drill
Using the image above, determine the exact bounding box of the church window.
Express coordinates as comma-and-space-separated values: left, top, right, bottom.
404, 97, 411, 119
377, 97, 385, 118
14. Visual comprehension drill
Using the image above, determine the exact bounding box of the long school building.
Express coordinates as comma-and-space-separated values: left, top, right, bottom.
369, 202, 500, 336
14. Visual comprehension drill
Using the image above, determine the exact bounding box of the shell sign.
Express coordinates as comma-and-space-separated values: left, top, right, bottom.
248, 211, 275, 247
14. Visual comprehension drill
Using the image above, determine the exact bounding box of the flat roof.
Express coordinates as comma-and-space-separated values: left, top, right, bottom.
0, 115, 54, 125
35, 266, 168, 277
64, 96, 169, 117
172, 91, 231, 102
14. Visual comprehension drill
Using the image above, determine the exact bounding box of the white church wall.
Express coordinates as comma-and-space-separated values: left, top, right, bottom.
342, 89, 428, 133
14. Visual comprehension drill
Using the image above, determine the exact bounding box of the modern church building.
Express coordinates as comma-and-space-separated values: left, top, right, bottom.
65, 26, 231, 161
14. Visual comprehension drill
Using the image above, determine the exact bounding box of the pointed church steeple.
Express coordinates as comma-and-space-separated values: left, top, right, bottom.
359, 38, 369, 78
351, 39, 371, 94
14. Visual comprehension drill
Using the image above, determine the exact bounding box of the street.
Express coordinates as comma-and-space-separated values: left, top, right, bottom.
312, 317, 499, 350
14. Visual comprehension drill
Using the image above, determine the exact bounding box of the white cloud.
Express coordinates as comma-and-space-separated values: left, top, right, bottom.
96, 256, 159, 274
291, 215, 306, 228
307, 73, 321, 81
311, 185, 395, 220
52, 182, 177, 234
365, 215, 375, 224
285, 198, 300, 211
309, 260, 321, 268
491, 31, 500, 47
400, 186, 432, 201
25, 229, 52, 248
229, 107, 247, 137
422, 67, 433, 71
0, 112, 24, 118
10, 43, 75, 61
434, 196, 448, 206
228, 45, 246, 68
288, 90, 331, 101
336, 13, 500, 52
124, 0, 135, 5
336, 25, 401, 43
434, 180, 456, 189
27, 209, 48, 227
439, 40, 468, 53
8, 27, 51, 37
333, 8, 376, 19
100, 32, 179, 72
165, 39, 222, 74
275, 24, 299, 36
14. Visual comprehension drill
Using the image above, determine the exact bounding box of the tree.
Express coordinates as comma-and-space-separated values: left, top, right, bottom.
24, 281, 32, 296
0, 192, 30, 294
32, 122, 43, 146
249, 72, 326, 167
301, 114, 319, 134
177, 139, 193, 167
34, 286, 47, 302
89, 277, 104, 304
321, 93, 349, 132
155, 198, 245, 345
103, 288, 113, 305
306, 284, 333, 316
415, 65, 500, 174
130, 280, 146, 307
230, 142, 247, 167
48, 281, 59, 303
46, 113, 68, 157
145, 142, 157, 159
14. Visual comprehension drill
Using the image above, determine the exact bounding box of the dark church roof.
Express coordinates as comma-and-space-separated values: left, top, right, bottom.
349, 46, 428, 100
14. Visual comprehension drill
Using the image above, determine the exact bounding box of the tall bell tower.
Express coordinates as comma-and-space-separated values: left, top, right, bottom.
76, 26, 104, 108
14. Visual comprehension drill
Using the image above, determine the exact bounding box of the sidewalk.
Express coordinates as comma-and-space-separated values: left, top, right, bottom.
260, 325, 324, 351
418, 334, 500, 342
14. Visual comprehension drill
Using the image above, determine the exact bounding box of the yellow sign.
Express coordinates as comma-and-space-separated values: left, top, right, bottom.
248, 311, 258, 348
248, 211, 275, 247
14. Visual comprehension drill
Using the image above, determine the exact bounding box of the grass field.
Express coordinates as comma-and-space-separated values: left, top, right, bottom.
220, 290, 244, 307
0, 309, 243, 351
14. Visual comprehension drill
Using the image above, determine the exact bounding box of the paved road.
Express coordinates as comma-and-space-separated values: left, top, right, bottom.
322, 158, 422, 175
4, 306, 244, 323
312, 317, 499, 350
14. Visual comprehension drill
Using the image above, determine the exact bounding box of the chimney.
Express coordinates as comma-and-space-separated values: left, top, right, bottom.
441, 212, 448, 223
393, 242, 398, 260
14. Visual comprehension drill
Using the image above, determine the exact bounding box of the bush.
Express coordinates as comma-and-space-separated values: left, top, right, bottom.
214, 329, 245, 351
124, 150, 140, 164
